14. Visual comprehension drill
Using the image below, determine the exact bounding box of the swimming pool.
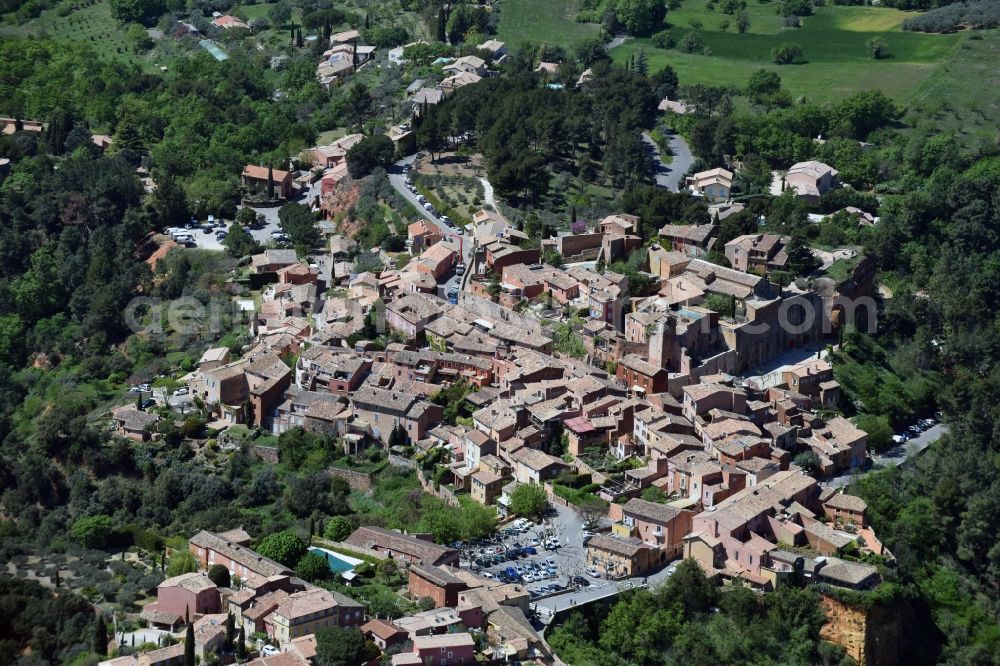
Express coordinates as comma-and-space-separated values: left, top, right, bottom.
308, 546, 364, 574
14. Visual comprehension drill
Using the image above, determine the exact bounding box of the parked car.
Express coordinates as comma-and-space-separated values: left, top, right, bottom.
545, 557, 557, 567
572, 575, 591, 587
482, 572, 495, 580
587, 568, 602, 579
523, 547, 538, 555
173, 387, 189, 396
141, 398, 156, 409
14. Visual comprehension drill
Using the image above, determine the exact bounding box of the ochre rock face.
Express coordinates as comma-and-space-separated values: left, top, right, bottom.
819, 593, 904, 666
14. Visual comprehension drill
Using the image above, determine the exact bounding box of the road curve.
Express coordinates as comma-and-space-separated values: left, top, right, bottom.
642, 130, 693, 193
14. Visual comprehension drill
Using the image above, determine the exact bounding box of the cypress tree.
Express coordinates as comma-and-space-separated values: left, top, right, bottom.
235, 628, 246, 661
436, 9, 446, 43
225, 613, 235, 650
364, 13, 369, 29
266, 166, 275, 199
93, 615, 108, 655
184, 623, 195, 666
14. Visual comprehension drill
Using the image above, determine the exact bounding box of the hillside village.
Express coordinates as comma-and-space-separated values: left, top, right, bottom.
91, 37, 903, 662
5, 0, 990, 663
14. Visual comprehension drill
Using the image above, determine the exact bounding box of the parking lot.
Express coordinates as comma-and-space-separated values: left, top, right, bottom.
456, 503, 615, 601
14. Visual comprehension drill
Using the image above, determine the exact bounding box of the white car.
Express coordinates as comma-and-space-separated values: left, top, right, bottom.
173, 387, 189, 396
482, 572, 495, 580
587, 568, 602, 579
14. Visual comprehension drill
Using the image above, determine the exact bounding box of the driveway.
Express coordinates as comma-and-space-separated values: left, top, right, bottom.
641, 131, 693, 193
823, 424, 948, 489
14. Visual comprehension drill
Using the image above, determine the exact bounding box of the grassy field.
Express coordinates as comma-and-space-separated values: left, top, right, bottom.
497, 0, 599, 47
610, 2, 963, 104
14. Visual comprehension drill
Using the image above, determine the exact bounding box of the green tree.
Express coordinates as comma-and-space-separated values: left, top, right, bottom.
314, 627, 379, 666
736, 10, 751, 32
268, 1, 291, 27
255, 531, 307, 568
509, 483, 548, 518
207, 564, 231, 588
184, 622, 195, 666
857, 413, 893, 452
167, 550, 199, 577
70, 515, 114, 549
772, 42, 804, 64
612, 0, 667, 36
744, 68, 783, 105
376, 558, 398, 581
793, 450, 821, 474
94, 614, 108, 655
223, 223, 260, 258
324, 516, 354, 542
346, 135, 396, 179
785, 234, 821, 276
235, 628, 246, 661
278, 202, 320, 250
346, 82, 372, 133
866, 36, 888, 59
109, 0, 165, 25
295, 553, 333, 582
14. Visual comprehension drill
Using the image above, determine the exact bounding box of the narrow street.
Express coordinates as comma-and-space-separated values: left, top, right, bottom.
388, 155, 477, 297
823, 424, 948, 489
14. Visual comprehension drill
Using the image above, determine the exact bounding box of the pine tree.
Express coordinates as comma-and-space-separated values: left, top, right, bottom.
636, 49, 649, 76
94, 615, 108, 656
184, 623, 195, 666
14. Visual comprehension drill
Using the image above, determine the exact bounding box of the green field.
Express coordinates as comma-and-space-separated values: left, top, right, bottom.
610, 2, 963, 104
497, 0, 600, 47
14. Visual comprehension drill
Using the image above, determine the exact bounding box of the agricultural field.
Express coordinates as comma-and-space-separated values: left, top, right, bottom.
0, 0, 145, 66
611, 2, 963, 104
904, 30, 1000, 144
496, 0, 600, 47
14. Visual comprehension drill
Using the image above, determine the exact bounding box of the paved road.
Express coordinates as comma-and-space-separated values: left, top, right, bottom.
479, 176, 496, 212
642, 131, 693, 193
823, 424, 948, 489
389, 155, 475, 297
605, 35, 628, 50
